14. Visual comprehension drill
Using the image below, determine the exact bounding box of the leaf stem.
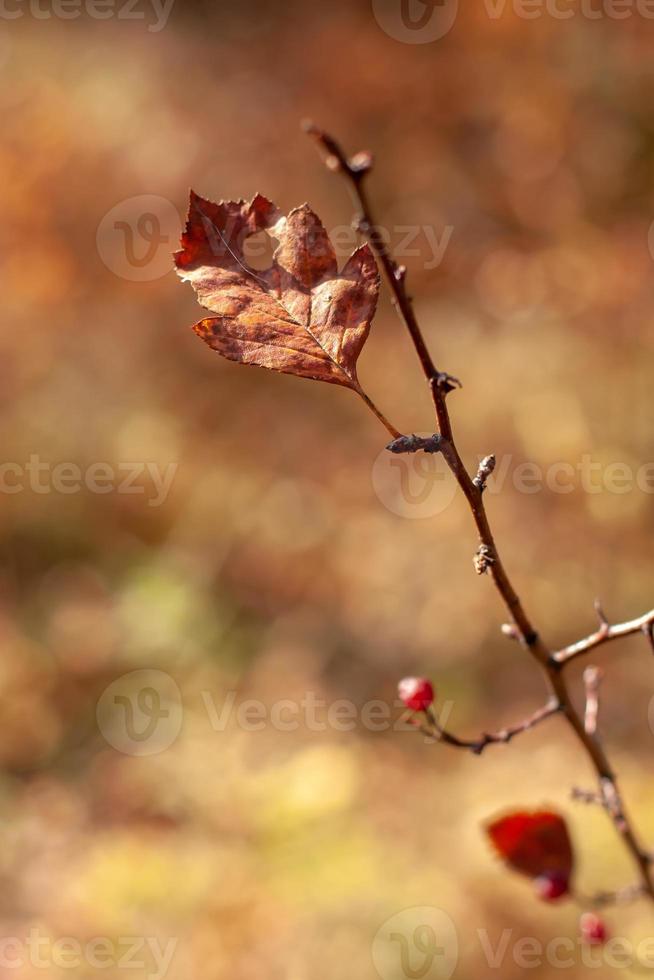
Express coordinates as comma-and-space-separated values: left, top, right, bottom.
356, 388, 401, 439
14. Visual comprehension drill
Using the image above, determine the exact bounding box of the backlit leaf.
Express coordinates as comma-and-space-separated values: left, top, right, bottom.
175, 192, 379, 393
486, 810, 574, 881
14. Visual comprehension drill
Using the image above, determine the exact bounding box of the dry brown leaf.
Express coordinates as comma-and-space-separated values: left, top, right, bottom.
175, 191, 380, 395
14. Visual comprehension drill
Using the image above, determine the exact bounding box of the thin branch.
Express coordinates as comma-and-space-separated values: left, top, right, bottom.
416, 700, 562, 755
583, 666, 603, 736
571, 779, 646, 839
594, 598, 609, 627
600, 777, 630, 834
307, 120, 550, 664
306, 121, 654, 904
553, 607, 654, 665
571, 786, 605, 807
571, 779, 640, 840
303, 120, 461, 404
579, 883, 645, 909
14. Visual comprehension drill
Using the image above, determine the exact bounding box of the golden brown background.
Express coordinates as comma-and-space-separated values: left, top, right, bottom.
1, 0, 654, 977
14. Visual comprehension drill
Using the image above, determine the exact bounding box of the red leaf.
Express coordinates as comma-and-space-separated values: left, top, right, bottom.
486, 810, 574, 882
175, 191, 379, 392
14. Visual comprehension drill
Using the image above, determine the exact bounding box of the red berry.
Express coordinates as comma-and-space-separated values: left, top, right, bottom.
398, 677, 434, 712
580, 913, 608, 945
534, 871, 569, 901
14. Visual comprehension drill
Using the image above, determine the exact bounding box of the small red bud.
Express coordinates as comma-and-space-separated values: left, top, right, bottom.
580, 913, 608, 945
398, 677, 434, 712
534, 871, 569, 902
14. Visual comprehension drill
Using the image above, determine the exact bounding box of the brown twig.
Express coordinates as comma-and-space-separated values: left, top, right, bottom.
416, 700, 562, 755
306, 122, 654, 904
571, 786, 605, 807
579, 883, 645, 909
553, 606, 654, 665
571, 778, 640, 836
583, 666, 603, 736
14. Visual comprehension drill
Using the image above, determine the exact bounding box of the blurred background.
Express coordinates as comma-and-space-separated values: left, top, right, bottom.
1, 0, 654, 976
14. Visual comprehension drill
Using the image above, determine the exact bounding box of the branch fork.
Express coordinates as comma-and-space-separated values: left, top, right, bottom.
553, 604, 654, 666
307, 122, 654, 906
